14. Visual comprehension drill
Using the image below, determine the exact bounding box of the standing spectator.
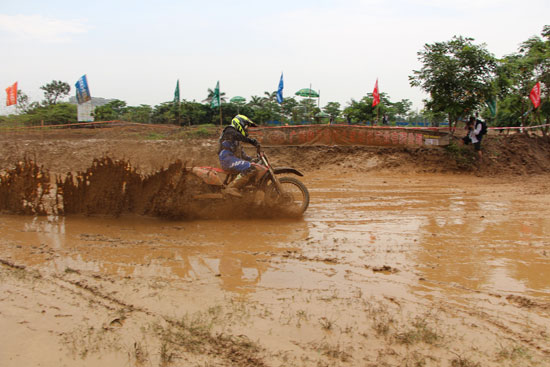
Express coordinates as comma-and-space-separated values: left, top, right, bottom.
461, 116, 484, 160
382, 113, 389, 126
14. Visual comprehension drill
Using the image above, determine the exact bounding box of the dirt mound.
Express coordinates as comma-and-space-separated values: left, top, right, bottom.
266, 133, 550, 176
1, 126, 549, 177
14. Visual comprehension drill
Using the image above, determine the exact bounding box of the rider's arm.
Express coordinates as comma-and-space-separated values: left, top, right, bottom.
240, 148, 252, 161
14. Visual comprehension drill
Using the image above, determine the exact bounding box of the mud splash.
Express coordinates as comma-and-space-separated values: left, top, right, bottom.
1, 157, 273, 219
0, 159, 52, 215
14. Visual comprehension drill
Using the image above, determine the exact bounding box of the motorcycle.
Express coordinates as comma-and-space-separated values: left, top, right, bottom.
189, 148, 310, 216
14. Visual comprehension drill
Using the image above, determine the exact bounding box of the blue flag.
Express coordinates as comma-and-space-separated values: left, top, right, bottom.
276, 72, 284, 104
75, 75, 91, 104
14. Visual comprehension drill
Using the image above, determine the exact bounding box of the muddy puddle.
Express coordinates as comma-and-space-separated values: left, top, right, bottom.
3, 172, 549, 299
1, 170, 550, 366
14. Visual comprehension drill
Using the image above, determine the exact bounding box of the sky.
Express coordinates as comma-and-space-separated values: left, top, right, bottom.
1, 0, 549, 115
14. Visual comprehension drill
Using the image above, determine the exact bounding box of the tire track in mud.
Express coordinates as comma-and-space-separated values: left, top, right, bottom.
271, 250, 550, 357
0, 258, 268, 367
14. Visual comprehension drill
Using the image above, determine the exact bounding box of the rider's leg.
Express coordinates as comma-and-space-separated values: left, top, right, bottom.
219, 152, 257, 197
224, 165, 257, 197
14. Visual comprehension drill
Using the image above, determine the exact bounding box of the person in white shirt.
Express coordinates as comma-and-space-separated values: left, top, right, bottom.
461, 116, 483, 160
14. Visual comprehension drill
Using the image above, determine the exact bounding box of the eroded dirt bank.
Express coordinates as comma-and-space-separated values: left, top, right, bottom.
1, 126, 550, 366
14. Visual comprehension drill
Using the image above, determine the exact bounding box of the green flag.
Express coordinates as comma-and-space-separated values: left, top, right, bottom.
486, 98, 496, 117
174, 80, 180, 104
211, 81, 220, 108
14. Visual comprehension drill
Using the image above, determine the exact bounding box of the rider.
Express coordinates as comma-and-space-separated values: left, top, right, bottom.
218, 114, 261, 197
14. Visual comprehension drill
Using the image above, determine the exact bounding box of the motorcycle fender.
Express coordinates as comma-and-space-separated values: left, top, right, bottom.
272, 167, 304, 177
192, 167, 225, 186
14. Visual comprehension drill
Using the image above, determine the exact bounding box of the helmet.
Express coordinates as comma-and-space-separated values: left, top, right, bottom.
231, 115, 257, 137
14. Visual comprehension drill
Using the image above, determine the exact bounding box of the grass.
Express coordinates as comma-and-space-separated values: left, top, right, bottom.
395, 317, 440, 345
153, 307, 266, 367
131, 341, 149, 366
450, 355, 481, 367
444, 140, 477, 169
319, 316, 334, 331
145, 132, 167, 140
315, 342, 352, 362
497, 344, 532, 362
175, 125, 219, 139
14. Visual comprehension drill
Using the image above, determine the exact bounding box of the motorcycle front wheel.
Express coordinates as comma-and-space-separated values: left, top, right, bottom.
265, 176, 310, 216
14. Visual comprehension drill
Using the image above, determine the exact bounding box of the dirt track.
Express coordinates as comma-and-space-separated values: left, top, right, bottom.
1, 125, 550, 366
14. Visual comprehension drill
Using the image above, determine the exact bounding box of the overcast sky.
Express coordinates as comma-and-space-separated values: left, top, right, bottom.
1, 0, 548, 115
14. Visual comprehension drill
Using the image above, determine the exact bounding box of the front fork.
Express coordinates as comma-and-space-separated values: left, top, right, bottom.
257, 153, 284, 194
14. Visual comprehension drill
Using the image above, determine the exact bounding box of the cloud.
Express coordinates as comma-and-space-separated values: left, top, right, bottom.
0, 14, 88, 42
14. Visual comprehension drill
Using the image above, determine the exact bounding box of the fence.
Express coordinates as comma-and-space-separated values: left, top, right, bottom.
251, 124, 450, 147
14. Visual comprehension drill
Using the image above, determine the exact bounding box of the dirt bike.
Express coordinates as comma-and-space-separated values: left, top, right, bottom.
189, 148, 310, 216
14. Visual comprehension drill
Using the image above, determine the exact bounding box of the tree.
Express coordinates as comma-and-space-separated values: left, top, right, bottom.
121, 104, 152, 123
343, 97, 376, 124
203, 88, 226, 105
21, 103, 77, 125
93, 100, 127, 121
180, 101, 210, 126
492, 26, 550, 132
409, 36, 497, 130
517, 25, 550, 133
16, 90, 39, 114
323, 102, 341, 122
279, 97, 298, 122
392, 99, 412, 121
40, 80, 71, 105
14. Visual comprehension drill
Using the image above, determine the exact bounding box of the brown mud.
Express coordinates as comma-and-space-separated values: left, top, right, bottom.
1, 125, 550, 366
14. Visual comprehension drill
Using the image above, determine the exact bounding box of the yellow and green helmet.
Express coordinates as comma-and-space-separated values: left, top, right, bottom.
231, 114, 257, 137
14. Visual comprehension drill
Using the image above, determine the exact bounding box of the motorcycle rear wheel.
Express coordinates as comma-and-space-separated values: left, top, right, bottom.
265, 176, 309, 216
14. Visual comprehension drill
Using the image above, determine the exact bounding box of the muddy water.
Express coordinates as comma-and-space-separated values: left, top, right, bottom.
2, 171, 550, 366
2, 172, 549, 302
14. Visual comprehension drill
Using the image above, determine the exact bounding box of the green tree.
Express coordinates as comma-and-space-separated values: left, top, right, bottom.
203, 88, 226, 105
180, 101, 210, 126
280, 97, 298, 123
493, 26, 549, 131
16, 90, 39, 114
517, 25, 550, 133
323, 102, 341, 121
409, 36, 497, 130
21, 103, 77, 125
40, 80, 71, 105
344, 97, 376, 124
121, 104, 152, 123
392, 99, 412, 121
93, 100, 127, 121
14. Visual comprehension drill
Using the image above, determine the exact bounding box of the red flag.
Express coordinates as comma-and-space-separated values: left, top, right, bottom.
372, 79, 380, 107
529, 81, 541, 109
6, 82, 17, 106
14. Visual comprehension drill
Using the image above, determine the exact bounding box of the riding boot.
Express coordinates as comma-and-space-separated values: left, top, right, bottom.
223, 174, 250, 197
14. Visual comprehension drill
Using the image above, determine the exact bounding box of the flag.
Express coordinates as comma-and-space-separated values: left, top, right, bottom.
372, 79, 380, 107
211, 81, 220, 108
75, 75, 91, 104
6, 81, 17, 106
486, 98, 497, 117
174, 79, 180, 104
529, 81, 541, 109
276, 72, 284, 104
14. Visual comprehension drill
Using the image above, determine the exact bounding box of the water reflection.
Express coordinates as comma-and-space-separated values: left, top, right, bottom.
305, 172, 550, 301
1, 173, 549, 302
0, 215, 308, 294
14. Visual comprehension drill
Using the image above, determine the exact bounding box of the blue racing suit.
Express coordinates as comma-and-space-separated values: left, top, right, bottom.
218, 126, 258, 174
